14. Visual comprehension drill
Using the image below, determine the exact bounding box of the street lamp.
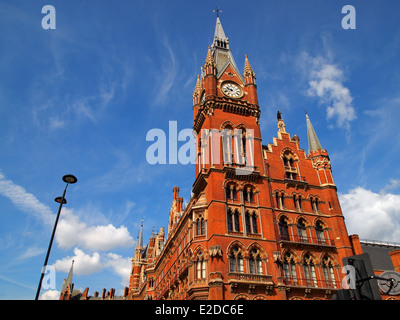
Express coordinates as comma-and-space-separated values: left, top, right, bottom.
35, 174, 77, 300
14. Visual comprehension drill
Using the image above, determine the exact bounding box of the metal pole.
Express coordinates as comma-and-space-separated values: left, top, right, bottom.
35, 183, 69, 300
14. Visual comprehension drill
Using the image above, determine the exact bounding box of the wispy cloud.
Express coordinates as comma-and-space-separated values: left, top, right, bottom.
0, 171, 54, 225
298, 53, 356, 130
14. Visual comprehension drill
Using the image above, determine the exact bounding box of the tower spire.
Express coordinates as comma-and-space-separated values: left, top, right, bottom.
306, 112, 323, 154
136, 220, 144, 249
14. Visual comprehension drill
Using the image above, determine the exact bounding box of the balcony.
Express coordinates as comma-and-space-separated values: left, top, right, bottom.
283, 277, 339, 289
228, 272, 273, 284
228, 272, 274, 294
278, 234, 335, 247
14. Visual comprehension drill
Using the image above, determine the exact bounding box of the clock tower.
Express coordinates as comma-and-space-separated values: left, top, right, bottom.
129, 14, 356, 301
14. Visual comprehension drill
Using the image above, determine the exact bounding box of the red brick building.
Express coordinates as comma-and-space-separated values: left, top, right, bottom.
126, 16, 400, 300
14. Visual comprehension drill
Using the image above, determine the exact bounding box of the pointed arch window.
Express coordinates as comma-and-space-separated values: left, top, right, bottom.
303, 254, 317, 287
310, 197, 320, 213
283, 253, 297, 285
222, 126, 233, 165
196, 217, 205, 236
315, 221, 326, 245
225, 183, 238, 200
249, 248, 263, 275
297, 219, 308, 242
229, 246, 244, 273
322, 256, 337, 288
275, 192, 285, 209
196, 251, 206, 279
278, 217, 289, 240
227, 208, 241, 232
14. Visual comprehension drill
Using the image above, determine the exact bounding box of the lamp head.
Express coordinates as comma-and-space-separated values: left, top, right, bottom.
62, 174, 77, 184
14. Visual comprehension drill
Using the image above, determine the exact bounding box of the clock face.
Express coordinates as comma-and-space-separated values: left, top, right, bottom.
221, 82, 242, 98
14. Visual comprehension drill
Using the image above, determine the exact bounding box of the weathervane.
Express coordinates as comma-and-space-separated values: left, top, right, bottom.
213, 6, 222, 17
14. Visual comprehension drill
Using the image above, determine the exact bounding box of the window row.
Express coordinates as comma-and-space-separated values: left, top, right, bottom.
226, 184, 255, 203
278, 216, 334, 246
227, 208, 259, 235
282, 252, 338, 288
229, 246, 264, 275
275, 192, 321, 213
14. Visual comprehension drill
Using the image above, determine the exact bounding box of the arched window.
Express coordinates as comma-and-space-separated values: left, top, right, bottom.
227, 208, 241, 232
322, 256, 337, 288
227, 208, 233, 232
196, 217, 205, 236
303, 254, 317, 287
275, 192, 285, 209
315, 221, 326, 245
229, 246, 244, 273
297, 219, 308, 242
196, 251, 206, 279
283, 252, 297, 285
225, 183, 238, 200
293, 194, 302, 210
234, 209, 240, 231
245, 211, 251, 234
244, 187, 254, 203
278, 216, 289, 240
282, 151, 298, 180
310, 197, 320, 212
245, 211, 258, 235
222, 126, 233, 164
249, 248, 263, 275
251, 212, 258, 234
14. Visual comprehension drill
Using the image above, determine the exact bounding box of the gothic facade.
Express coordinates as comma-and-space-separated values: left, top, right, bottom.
126, 16, 400, 301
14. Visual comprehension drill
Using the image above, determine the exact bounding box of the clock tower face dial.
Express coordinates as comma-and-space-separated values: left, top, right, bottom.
221, 82, 243, 98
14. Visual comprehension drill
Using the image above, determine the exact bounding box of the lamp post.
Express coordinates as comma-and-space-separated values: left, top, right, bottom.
35, 174, 77, 300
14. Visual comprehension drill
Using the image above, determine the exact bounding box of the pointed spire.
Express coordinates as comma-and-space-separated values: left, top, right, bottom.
204, 46, 216, 67
306, 112, 323, 154
213, 16, 228, 46
193, 74, 201, 94
60, 260, 74, 298
136, 220, 144, 249
243, 54, 256, 84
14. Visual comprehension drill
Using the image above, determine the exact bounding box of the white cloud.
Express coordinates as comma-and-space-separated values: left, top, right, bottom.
302, 54, 356, 129
0, 171, 54, 225
56, 209, 134, 251
54, 248, 103, 276
40, 289, 60, 300
104, 252, 131, 286
53, 248, 131, 286
339, 186, 400, 242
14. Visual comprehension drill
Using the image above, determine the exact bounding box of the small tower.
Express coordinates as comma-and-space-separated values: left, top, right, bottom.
306, 113, 335, 185
129, 221, 144, 292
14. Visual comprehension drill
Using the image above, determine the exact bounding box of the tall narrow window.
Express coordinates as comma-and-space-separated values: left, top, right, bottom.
279, 217, 289, 240
227, 208, 233, 232
315, 221, 326, 244
251, 213, 258, 234
196, 251, 206, 279
245, 211, 251, 234
322, 256, 337, 288
283, 253, 297, 285
229, 246, 244, 273
303, 254, 317, 287
249, 248, 263, 274
196, 217, 205, 236
234, 209, 240, 231
222, 127, 233, 164
297, 220, 308, 242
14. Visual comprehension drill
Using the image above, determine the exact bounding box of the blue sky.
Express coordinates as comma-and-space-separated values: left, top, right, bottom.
0, 0, 400, 299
